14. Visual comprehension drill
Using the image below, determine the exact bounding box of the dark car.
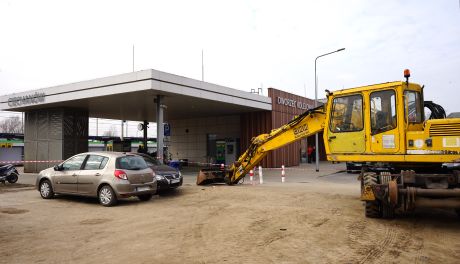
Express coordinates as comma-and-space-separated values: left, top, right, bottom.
346, 162, 363, 173
135, 153, 183, 192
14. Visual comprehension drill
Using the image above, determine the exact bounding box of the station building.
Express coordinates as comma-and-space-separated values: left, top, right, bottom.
0, 69, 325, 172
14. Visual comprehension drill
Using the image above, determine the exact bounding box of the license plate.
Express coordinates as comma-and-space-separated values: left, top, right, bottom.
137, 186, 150, 192
170, 179, 180, 184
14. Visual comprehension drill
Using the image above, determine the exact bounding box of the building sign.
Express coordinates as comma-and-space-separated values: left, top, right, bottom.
276, 97, 312, 110
8, 92, 46, 107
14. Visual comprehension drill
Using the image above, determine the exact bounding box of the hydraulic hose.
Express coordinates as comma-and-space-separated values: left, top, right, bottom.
424, 101, 446, 120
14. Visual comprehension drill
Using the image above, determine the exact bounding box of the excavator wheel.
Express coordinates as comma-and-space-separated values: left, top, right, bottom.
362, 172, 381, 218
379, 173, 395, 219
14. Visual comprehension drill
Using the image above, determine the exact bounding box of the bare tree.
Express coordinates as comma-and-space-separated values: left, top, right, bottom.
0, 116, 23, 133
102, 125, 118, 137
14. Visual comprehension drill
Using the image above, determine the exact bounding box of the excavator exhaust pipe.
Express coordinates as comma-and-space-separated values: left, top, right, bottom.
196, 168, 228, 185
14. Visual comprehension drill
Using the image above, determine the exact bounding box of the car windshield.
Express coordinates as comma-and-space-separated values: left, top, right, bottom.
116, 156, 148, 170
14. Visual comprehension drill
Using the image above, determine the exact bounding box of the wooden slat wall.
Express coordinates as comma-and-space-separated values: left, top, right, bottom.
240, 111, 272, 168
240, 88, 325, 168
268, 88, 316, 168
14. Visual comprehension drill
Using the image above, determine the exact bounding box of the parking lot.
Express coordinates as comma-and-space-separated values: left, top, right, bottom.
1, 162, 460, 263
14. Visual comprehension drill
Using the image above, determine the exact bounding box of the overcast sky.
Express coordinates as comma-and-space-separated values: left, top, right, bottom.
1, 0, 459, 136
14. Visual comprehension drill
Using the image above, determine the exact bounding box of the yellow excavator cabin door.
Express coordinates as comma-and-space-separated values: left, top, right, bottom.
327, 93, 366, 153
369, 89, 400, 153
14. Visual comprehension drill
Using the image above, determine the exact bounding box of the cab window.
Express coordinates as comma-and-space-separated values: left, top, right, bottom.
370, 90, 397, 134
62, 155, 87, 171
405, 90, 422, 123
329, 94, 363, 133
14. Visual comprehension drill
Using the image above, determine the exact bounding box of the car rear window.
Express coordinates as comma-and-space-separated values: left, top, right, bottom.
116, 155, 148, 170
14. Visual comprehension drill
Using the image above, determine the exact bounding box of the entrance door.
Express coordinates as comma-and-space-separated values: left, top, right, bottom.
369, 89, 400, 153
216, 141, 226, 164
225, 141, 236, 165
327, 94, 365, 153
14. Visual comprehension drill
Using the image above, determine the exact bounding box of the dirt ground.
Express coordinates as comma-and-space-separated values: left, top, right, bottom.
1, 165, 460, 264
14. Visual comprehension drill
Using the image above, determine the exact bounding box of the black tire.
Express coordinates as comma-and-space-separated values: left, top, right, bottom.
7, 173, 18, 183
39, 179, 55, 199
137, 194, 153, 201
381, 204, 394, 219
363, 172, 381, 218
379, 174, 395, 219
98, 185, 118, 207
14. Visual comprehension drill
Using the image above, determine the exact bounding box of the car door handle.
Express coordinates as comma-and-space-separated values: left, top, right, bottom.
95, 173, 101, 176
328, 136, 336, 141
72, 174, 78, 177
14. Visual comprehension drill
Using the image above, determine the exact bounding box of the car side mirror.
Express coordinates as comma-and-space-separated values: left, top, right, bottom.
54, 165, 62, 171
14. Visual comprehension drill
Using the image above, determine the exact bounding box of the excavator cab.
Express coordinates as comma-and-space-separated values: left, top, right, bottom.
324, 79, 425, 157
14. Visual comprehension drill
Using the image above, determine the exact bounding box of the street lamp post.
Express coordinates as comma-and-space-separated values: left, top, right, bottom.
314, 48, 345, 172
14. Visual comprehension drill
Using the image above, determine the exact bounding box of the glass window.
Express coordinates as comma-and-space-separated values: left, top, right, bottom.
329, 94, 363, 133
371, 90, 397, 134
83, 155, 109, 170
405, 90, 422, 123
62, 155, 87, 171
141, 155, 162, 166
116, 155, 148, 170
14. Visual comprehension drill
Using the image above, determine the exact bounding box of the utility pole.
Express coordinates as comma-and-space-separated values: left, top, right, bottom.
314, 48, 345, 172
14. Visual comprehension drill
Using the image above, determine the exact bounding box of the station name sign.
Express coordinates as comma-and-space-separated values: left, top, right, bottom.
8, 92, 46, 107
276, 97, 311, 110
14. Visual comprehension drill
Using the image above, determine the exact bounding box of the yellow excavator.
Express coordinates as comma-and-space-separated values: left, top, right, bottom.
197, 70, 460, 218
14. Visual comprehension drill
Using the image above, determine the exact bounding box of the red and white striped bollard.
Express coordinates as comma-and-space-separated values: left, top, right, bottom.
281, 165, 285, 183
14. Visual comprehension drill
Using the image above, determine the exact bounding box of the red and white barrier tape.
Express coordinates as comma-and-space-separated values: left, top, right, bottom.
181, 160, 330, 171
0, 160, 62, 164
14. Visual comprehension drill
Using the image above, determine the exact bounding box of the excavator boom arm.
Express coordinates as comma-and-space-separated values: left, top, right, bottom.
227, 105, 327, 184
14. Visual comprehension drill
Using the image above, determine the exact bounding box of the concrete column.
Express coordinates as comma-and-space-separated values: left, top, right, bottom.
24, 107, 88, 173
156, 95, 164, 162
143, 120, 148, 153
121, 120, 124, 141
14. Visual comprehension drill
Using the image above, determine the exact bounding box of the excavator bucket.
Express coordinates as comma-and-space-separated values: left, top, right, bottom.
196, 168, 227, 185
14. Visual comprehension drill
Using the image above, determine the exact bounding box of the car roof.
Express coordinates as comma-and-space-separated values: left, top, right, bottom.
74, 151, 139, 158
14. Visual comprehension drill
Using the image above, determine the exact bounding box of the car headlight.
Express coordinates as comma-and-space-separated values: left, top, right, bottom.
155, 175, 165, 180
178, 171, 182, 177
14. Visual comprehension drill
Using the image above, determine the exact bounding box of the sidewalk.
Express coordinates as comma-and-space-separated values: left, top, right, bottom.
181, 161, 348, 185
14, 161, 349, 187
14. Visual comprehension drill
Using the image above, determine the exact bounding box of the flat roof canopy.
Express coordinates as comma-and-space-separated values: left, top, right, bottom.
0, 69, 272, 121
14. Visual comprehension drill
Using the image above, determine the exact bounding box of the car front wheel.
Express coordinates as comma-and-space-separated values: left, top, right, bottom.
39, 180, 54, 199
8, 172, 19, 183
98, 185, 118, 207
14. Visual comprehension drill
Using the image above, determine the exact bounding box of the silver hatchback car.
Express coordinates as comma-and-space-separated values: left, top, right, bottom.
36, 152, 157, 206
